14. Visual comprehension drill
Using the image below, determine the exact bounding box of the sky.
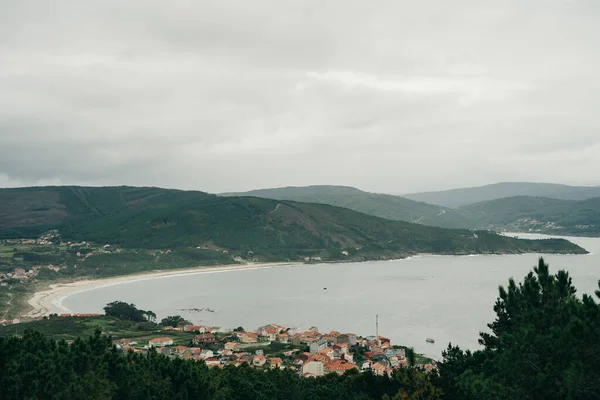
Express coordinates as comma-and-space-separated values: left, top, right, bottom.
1, 0, 599, 194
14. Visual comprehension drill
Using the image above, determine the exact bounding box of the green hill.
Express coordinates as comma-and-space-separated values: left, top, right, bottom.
404, 182, 600, 208
0, 186, 586, 262
221, 185, 478, 229
461, 196, 600, 236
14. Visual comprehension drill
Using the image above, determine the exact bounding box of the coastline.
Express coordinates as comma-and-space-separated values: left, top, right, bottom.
21, 232, 591, 320
23, 261, 298, 318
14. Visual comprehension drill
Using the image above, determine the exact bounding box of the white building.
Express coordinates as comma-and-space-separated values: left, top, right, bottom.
310, 338, 328, 354
302, 361, 325, 377
149, 337, 174, 347
200, 349, 214, 359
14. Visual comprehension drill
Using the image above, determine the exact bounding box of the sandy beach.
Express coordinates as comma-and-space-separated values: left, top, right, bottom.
23, 262, 297, 318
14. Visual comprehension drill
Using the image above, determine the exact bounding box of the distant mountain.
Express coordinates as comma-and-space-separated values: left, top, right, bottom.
224, 184, 600, 237
404, 182, 600, 208
221, 185, 478, 229
461, 196, 600, 236
0, 186, 585, 261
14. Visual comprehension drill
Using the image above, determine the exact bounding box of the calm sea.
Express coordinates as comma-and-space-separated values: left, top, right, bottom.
60, 233, 600, 358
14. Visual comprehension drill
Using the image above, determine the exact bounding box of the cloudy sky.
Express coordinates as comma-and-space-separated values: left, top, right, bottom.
1, 0, 599, 194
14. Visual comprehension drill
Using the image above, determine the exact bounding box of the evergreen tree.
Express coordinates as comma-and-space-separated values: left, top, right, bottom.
438, 257, 600, 399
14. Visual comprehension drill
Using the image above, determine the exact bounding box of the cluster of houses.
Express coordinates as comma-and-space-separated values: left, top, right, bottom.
117, 323, 436, 377
5, 231, 93, 249
3, 231, 60, 247
509, 218, 564, 233
0, 233, 118, 286
1, 265, 63, 284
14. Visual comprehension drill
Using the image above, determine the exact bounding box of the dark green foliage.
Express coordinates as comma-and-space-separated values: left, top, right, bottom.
405, 347, 416, 367
35, 268, 61, 280
81, 249, 233, 277
0, 329, 442, 400
438, 258, 600, 399
103, 301, 154, 323
159, 315, 190, 327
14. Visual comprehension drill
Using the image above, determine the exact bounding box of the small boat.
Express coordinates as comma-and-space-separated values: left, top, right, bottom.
426, 338, 435, 344
323, 287, 327, 290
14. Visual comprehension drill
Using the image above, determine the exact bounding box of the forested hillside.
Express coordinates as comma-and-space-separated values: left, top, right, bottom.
0, 186, 585, 263
224, 185, 600, 237
222, 185, 477, 229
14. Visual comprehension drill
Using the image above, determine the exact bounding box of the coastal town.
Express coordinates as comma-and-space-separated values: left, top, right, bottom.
1, 310, 436, 377
114, 322, 436, 377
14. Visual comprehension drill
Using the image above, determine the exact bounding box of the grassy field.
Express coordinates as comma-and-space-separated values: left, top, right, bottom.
0, 245, 37, 260
0, 246, 15, 260
0, 316, 198, 344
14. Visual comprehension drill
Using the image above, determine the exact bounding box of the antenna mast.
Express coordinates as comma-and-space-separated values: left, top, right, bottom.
376, 314, 379, 338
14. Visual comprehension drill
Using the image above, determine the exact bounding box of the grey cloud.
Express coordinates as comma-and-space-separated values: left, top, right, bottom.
1, 0, 599, 193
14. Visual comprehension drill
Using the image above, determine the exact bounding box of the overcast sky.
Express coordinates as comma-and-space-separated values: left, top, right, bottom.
1, 0, 599, 194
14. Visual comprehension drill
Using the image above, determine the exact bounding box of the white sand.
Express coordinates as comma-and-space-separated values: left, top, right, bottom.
24, 262, 297, 318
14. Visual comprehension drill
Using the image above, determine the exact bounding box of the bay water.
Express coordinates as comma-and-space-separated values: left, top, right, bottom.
61, 233, 600, 358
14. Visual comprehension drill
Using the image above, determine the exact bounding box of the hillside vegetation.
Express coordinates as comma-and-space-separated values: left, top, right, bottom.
222, 185, 477, 229
225, 185, 600, 237
404, 182, 600, 208
0, 186, 585, 263
461, 196, 600, 236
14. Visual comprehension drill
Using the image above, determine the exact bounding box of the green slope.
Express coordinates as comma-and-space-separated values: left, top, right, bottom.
404, 182, 600, 208
222, 185, 478, 229
461, 196, 600, 236
0, 186, 586, 262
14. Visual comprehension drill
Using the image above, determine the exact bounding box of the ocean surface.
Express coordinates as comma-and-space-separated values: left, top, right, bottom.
60, 233, 600, 359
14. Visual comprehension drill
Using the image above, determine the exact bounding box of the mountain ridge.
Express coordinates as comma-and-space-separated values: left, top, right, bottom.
0, 186, 586, 262
222, 185, 478, 229
404, 182, 600, 208
224, 184, 600, 237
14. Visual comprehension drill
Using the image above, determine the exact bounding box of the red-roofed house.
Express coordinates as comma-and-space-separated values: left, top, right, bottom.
204, 357, 221, 367
252, 355, 266, 367
372, 362, 387, 376
325, 360, 359, 375
193, 333, 216, 345
277, 333, 289, 343
238, 332, 258, 343
269, 357, 283, 369
224, 342, 238, 351
184, 325, 207, 333
308, 354, 331, 364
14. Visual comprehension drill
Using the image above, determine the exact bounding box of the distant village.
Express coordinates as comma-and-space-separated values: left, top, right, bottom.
0, 231, 99, 285
115, 323, 436, 377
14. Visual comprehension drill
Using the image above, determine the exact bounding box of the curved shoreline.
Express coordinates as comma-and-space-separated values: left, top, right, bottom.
24, 262, 298, 318
22, 232, 591, 319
